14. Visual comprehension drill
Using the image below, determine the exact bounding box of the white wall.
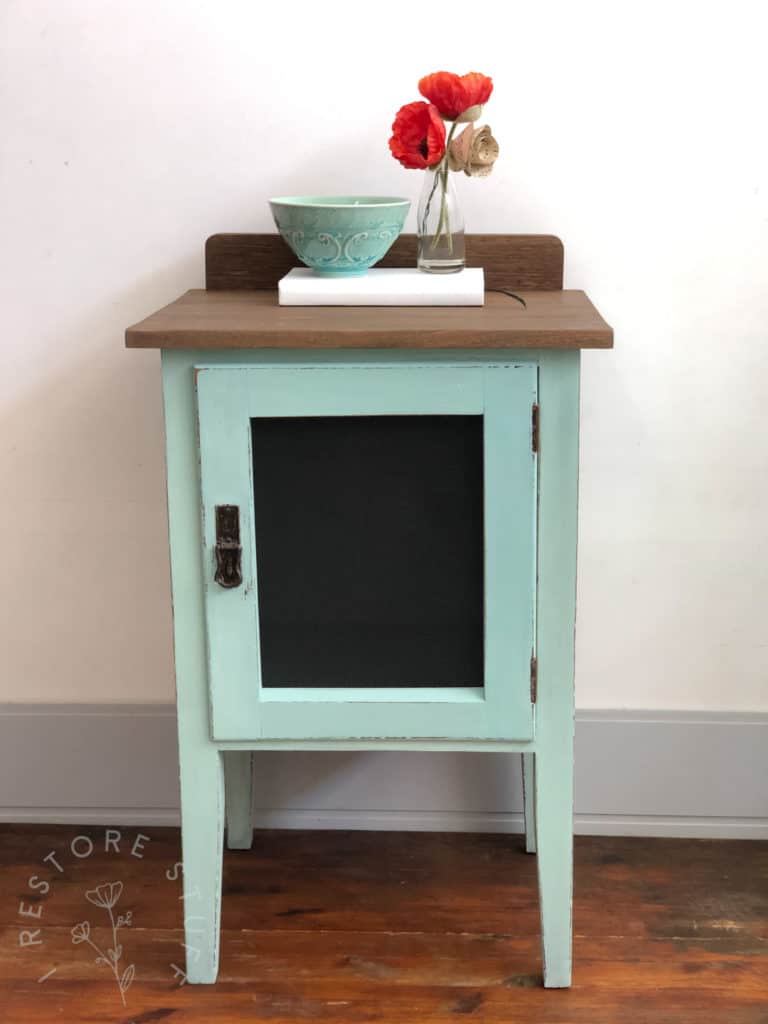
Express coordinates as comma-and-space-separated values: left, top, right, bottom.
2, 0, 766, 710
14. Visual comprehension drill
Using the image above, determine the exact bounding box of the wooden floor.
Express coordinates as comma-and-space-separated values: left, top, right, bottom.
0, 826, 765, 1023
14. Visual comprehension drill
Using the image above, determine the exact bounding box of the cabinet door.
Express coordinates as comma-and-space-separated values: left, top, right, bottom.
196, 363, 537, 741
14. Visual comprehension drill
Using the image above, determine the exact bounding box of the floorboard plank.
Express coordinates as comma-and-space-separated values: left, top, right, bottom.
0, 826, 766, 1022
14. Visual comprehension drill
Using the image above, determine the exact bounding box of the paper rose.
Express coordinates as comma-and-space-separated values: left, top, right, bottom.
448, 124, 499, 177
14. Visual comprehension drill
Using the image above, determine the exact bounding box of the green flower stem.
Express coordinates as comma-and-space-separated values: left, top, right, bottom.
420, 170, 441, 237
431, 121, 458, 253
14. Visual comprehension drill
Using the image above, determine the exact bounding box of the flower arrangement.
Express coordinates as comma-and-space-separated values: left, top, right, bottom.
389, 71, 499, 272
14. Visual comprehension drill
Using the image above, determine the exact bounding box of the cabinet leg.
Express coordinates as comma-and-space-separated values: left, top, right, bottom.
521, 752, 537, 854
535, 750, 573, 988
532, 349, 578, 988
180, 748, 224, 984
224, 751, 254, 850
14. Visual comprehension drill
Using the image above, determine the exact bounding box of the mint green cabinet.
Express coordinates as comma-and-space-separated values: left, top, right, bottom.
127, 233, 612, 993
161, 346, 579, 990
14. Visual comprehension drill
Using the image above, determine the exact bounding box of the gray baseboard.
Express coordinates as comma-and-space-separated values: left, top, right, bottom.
0, 705, 766, 838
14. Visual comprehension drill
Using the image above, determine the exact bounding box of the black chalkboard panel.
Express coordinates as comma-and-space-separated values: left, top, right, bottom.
251, 416, 483, 688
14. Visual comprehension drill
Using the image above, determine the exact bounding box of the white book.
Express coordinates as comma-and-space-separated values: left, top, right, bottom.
278, 267, 485, 306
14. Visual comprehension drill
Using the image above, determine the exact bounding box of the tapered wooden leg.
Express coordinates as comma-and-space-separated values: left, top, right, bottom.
535, 748, 573, 987
534, 350, 578, 989
521, 752, 537, 854
224, 751, 254, 850
179, 748, 225, 983
163, 352, 227, 984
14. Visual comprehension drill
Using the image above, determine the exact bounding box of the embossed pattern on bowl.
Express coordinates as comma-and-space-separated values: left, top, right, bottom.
269, 196, 410, 276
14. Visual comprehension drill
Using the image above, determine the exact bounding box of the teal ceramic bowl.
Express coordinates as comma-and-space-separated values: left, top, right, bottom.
269, 196, 410, 276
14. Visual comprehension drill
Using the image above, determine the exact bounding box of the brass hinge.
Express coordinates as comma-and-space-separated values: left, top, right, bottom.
530, 654, 538, 703
531, 403, 539, 453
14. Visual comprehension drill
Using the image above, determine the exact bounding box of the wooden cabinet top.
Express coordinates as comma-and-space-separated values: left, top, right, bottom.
125, 287, 612, 350
124, 233, 613, 350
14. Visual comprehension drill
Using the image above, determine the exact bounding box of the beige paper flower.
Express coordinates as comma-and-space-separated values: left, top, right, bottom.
448, 124, 499, 177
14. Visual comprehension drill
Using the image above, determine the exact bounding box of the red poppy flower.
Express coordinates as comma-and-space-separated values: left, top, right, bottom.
389, 101, 446, 169
418, 71, 494, 122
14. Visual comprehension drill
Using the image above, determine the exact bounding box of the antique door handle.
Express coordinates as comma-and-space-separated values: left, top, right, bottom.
213, 505, 243, 588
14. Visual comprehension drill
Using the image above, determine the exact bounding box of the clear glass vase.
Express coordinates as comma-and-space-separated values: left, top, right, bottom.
417, 163, 465, 273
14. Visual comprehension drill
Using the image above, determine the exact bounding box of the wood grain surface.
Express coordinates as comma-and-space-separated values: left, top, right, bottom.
206, 233, 564, 292
125, 288, 613, 349
1, 826, 766, 1022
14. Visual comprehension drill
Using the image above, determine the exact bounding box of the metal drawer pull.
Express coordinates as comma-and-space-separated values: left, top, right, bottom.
213, 505, 243, 588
